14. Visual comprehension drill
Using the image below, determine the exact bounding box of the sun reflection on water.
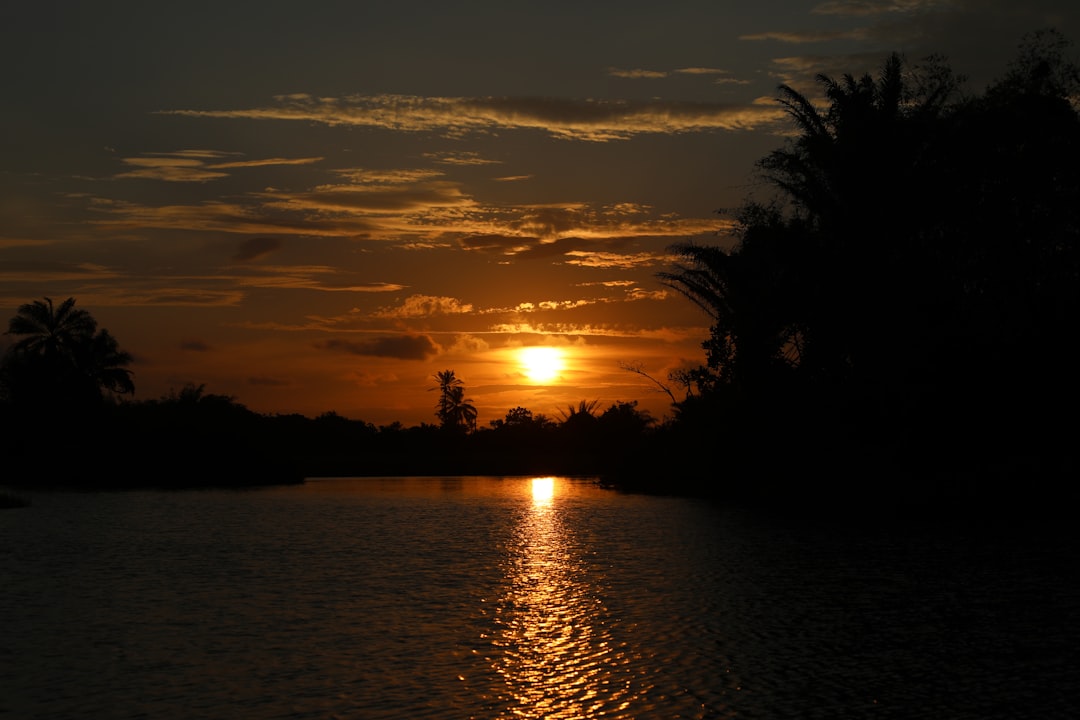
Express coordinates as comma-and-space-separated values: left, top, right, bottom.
531, 477, 555, 506
486, 477, 642, 719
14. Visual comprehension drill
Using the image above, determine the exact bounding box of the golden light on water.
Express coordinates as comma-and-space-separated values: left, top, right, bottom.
486, 476, 642, 718
531, 476, 555, 505
519, 346, 564, 383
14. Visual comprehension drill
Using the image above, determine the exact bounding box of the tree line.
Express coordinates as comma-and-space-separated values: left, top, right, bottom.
0, 298, 657, 487
3, 31, 1078, 508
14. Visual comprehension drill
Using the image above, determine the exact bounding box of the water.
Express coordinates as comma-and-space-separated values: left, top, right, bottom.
1, 476, 1076, 719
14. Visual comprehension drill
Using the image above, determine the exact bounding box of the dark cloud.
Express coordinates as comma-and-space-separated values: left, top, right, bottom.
232, 237, 282, 262
459, 233, 536, 253
317, 334, 439, 360
179, 339, 213, 352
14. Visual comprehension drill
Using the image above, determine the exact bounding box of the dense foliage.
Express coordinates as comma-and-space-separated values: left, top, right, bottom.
655, 31, 1080, 499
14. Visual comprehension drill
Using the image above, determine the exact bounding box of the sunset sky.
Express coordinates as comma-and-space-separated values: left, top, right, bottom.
3, 1, 1077, 427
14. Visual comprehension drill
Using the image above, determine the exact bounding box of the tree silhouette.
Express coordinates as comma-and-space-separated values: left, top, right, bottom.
6, 296, 96, 358
1, 296, 134, 411
659, 204, 812, 393
558, 399, 600, 424
431, 369, 477, 432
658, 33, 1080, 486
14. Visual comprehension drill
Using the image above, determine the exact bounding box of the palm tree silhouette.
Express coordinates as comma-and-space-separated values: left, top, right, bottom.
659, 207, 810, 391
431, 369, 477, 432
7, 297, 96, 361
3, 296, 134, 407
83, 328, 136, 396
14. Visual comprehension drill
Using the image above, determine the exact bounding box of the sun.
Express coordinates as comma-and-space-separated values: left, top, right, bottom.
519, 346, 564, 383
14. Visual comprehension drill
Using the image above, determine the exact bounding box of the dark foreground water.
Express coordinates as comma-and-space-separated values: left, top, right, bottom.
2, 476, 1077, 719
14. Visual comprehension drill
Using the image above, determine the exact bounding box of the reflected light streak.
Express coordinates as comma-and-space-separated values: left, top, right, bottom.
531, 477, 555, 506
485, 477, 643, 719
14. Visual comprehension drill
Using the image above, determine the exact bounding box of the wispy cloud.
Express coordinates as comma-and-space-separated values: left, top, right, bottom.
261, 181, 475, 216
90, 198, 379, 237
333, 168, 445, 184
114, 151, 322, 182
231, 268, 406, 293
422, 151, 502, 166
83, 177, 719, 250
162, 93, 786, 141
812, 0, 949, 16
563, 250, 675, 269
211, 156, 323, 169
607, 67, 669, 79
674, 67, 732, 75
0, 261, 122, 284
0, 237, 54, 249
486, 322, 692, 339
372, 294, 475, 319
609, 66, 754, 86
740, 28, 872, 43
115, 156, 229, 182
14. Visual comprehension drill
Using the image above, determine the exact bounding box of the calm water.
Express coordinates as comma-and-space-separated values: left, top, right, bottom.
2, 476, 1077, 719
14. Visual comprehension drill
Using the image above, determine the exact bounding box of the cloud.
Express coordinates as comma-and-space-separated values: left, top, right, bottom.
0, 236, 53, 249
116, 156, 229, 182
333, 168, 445, 184
444, 334, 490, 354
458, 233, 536, 254
90, 198, 379, 237
317, 334, 439, 360
114, 151, 322, 182
83, 288, 247, 307
422, 151, 502, 166
259, 181, 474, 215
563, 250, 674, 269
813, 0, 947, 15
486, 322, 677, 338
675, 67, 733, 75
580, 279, 638, 288
454, 201, 725, 251
514, 299, 597, 312
740, 28, 872, 43
231, 267, 406, 293
180, 339, 213, 351
232, 237, 281, 262
161, 93, 787, 141
373, 294, 474, 319
0, 261, 122, 284
625, 287, 670, 301
607, 67, 669, 79
210, 156, 323, 169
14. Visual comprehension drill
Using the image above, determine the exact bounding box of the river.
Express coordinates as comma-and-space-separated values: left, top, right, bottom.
1, 476, 1076, 718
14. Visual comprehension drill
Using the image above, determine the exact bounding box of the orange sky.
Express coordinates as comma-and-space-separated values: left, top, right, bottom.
2, 1, 1077, 427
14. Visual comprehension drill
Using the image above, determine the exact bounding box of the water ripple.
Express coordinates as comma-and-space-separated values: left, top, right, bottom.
2, 477, 1076, 719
